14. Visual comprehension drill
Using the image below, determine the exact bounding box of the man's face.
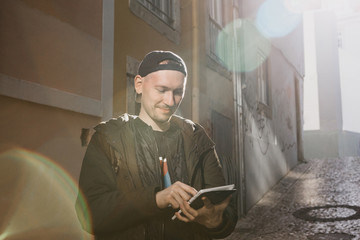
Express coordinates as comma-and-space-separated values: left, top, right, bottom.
135, 70, 186, 130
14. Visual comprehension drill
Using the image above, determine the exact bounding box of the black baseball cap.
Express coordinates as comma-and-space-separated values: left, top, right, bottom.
137, 50, 187, 77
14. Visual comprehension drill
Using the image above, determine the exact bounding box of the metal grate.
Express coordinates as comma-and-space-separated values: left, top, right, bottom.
209, 18, 228, 65
293, 205, 360, 222
137, 0, 174, 27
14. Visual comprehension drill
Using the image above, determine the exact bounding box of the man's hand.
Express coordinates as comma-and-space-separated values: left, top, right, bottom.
173, 195, 231, 229
156, 181, 197, 209
195, 195, 231, 228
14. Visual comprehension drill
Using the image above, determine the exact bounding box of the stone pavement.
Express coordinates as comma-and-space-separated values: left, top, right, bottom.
223, 157, 360, 240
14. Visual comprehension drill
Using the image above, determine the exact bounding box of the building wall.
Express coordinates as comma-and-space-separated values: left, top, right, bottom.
240, 0, 304, 210
243, 47, 302, 209
303, 12, 321, 131
0, 0, 104, 182
303, 130, 340, 159
304, 130, 360, 158
338, 14, 360, 133
303, 10, 360, 158
339, 131, 360, 157
314, 11, 343, 131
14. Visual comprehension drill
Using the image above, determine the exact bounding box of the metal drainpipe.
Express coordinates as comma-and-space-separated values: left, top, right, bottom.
232, 11, 246, 216
232, 15, 245, 217
192, 0, 200, 123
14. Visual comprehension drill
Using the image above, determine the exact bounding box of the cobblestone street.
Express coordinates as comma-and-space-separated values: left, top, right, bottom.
224, 157, 360, 240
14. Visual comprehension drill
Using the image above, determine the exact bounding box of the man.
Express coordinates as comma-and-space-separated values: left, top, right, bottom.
76, 51, 237, 240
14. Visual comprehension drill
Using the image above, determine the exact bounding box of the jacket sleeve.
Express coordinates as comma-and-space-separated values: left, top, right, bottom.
200, 147, 238, 239
75, 132, 162, 235
192, 127, 238, 239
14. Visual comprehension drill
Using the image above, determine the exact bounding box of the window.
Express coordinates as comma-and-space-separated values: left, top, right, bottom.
207, 0, 233, 78
208, 0, 226, 64
137, 0, 174, 26
129, 0, 180, 44
209, 0, 224, 26
257, 49, 271, 117
211, 111, 235, 185
233, 0, 240, 10
257, 50, 269, 105
338, 31, 343, 48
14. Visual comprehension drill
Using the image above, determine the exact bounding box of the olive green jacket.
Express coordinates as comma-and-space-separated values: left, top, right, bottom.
76, 114, 237, 240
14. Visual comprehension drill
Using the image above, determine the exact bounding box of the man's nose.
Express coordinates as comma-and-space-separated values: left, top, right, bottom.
163, 91, 175, 106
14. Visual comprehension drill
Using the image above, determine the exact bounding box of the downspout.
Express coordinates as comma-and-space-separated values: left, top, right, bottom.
192, 0, 200, 123
232, 12, 246, 216
232, 27, 241, 216
102, 0, 114, 120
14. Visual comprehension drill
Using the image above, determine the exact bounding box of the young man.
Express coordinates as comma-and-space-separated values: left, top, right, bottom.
76, 51, 237, 240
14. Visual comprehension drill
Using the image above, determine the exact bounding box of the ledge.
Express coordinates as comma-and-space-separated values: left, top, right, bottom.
0, 73, 102, 117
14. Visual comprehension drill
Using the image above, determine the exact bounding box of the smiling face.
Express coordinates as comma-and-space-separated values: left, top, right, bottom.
134, 70, 186, 131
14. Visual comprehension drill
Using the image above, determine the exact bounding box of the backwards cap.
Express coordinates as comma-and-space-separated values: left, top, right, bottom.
137, 50, 187, 77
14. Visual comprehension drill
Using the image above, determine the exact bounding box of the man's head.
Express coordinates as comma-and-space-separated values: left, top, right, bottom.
137, 50, 187, 78
134, 51, 187, 131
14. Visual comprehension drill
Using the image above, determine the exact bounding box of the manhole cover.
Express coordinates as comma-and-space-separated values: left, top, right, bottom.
307, 233, 355, 240
293, 205, 360, 222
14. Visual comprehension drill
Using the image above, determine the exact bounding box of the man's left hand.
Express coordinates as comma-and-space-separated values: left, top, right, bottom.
174, 195, 231, 228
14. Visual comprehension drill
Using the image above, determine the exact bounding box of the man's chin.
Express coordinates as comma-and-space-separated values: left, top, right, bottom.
154, 114, 173, 123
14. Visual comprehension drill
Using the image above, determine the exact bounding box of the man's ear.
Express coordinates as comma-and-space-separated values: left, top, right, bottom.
134, 75, 143, 94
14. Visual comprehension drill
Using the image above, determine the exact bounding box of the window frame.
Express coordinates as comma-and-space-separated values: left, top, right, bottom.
126, 55, 141, 115
137, 0, 174, 27
129, 0, 181, 44
206, 0, 233, 79
256, 49, 272, 118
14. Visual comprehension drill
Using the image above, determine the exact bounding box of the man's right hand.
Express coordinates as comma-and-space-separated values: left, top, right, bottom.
155, 181, 197, 209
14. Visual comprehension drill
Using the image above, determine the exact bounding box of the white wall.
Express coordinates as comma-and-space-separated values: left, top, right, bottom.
303, 12, 320, 131
338, 15, 360, 133
314, 10, 343, 131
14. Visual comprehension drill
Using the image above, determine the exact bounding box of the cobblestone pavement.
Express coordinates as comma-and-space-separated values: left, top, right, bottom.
223, 157, 360, 240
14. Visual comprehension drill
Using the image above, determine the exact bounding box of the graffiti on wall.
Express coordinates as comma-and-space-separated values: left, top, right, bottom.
273, 87, 297, 153
243, 80, 297, 156
243, 96, 270, 155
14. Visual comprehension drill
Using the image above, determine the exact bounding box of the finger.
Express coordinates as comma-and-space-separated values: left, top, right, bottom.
186, 202, 199, 218
213, 195, 232, 211
173, 181, 198, 197
180, 201, 198, 221
202, 196, 212, 208
168, 197, 180, 209
170, 190, 187, 209
177, 189, 195, 202
169, 182, 197, 205
175, 211, 190, 222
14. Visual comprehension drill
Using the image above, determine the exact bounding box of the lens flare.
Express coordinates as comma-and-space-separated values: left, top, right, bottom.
0, 148, 93, 240
215, 18, 271, 72
256, 0, 301, 38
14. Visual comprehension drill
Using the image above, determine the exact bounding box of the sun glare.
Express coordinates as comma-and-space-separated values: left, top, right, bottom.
0, 149, 93, 240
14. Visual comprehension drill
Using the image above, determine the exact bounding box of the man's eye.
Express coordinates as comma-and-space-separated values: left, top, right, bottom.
174, 90, 183, 96
156, 88, 166, 93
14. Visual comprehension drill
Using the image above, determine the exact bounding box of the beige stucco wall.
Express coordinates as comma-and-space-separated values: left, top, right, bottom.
0, 0, 103, 181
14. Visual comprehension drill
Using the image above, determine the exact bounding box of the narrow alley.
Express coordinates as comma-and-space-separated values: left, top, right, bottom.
225, 157, 360, 240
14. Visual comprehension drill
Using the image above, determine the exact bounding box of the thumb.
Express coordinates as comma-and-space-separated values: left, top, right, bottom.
202, 196, 212, 208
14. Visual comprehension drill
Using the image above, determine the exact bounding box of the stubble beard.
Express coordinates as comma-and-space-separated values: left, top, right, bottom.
153, 105, 177, 124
